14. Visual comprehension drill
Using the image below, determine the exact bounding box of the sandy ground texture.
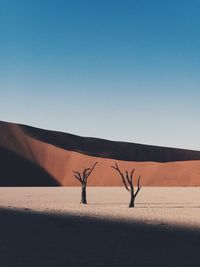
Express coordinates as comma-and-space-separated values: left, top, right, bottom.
0, 187, 200, 267
0, 187, 200, 228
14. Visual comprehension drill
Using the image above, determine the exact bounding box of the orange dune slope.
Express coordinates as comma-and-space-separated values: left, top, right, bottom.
0, 121, 200, 186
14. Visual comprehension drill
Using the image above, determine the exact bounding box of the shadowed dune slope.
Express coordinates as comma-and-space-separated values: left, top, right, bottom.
0, 146, 59, 186
0, 121, 200, 186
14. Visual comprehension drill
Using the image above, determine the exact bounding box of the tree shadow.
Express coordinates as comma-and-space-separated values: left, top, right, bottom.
0, 146, 59, 186
0, 207, 199, 267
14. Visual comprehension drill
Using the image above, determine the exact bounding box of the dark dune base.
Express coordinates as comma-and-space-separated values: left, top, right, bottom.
0, 146, 59, 186
0, 208, 199, 267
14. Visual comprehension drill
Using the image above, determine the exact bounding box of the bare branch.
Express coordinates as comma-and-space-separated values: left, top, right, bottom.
111, 163, 130, 191
137, 175, 141, 189
125, 170, 131, 185
111, 163, 123, 177
84, 168, 91, 172
83, 168, 91, 175
134, 176, 142, 198
91, 162, 98, 172
130, 168, 135, 182
111, 162, 121, 171
83, 168, 91, 181
85, 162, 98, 179
73, 171, 83, 182
74, 174, 82, 183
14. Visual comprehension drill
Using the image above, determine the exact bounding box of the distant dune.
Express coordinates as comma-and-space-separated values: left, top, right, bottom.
0, 121, 200, 186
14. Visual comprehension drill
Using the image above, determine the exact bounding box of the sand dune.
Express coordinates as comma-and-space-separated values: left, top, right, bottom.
0, 121, 200, 186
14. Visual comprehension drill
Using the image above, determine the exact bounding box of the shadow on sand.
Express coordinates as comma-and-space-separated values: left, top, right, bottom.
0, 208, 199, 267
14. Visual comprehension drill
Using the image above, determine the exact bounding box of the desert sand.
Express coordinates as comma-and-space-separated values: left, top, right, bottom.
0, 187, 200, 267
1, 121, 200, 186
0, 187, 200, 227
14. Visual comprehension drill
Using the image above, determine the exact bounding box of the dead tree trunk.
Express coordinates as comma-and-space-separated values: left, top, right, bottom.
129, 184, 135, 208
73, 162, 98, 204
81, 183, 87, 204
111, 163, 141, 208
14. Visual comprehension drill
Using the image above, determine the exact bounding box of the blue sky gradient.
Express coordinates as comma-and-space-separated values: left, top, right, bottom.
1, 0, 200, 149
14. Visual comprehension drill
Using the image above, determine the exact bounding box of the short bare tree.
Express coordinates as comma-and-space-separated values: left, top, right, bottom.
73, 162, 98, 204
111, 163, 141, 208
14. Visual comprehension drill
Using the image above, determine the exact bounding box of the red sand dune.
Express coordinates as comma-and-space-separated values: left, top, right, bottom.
0, 121, 200, 186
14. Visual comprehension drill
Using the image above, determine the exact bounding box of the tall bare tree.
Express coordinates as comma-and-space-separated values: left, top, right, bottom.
111, 163, 141, 208
73, 162, 98, 204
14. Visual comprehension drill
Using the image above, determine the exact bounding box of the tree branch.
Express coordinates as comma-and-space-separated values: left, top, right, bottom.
74, 174, 82, 183
130, 168, 135, 182
134, 176, 141, 198
111, 163, 130, 191
73, 171, 83, 183
90, 162, 98, 174
125, 170, 131, 185
85, 162, 98, 179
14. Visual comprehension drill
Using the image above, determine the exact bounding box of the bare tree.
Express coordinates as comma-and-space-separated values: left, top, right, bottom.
73, 162, 98, 204
111, 163, 141, 208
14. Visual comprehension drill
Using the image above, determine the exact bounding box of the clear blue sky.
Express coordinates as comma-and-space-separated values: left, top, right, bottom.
1, 0, 200, 150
